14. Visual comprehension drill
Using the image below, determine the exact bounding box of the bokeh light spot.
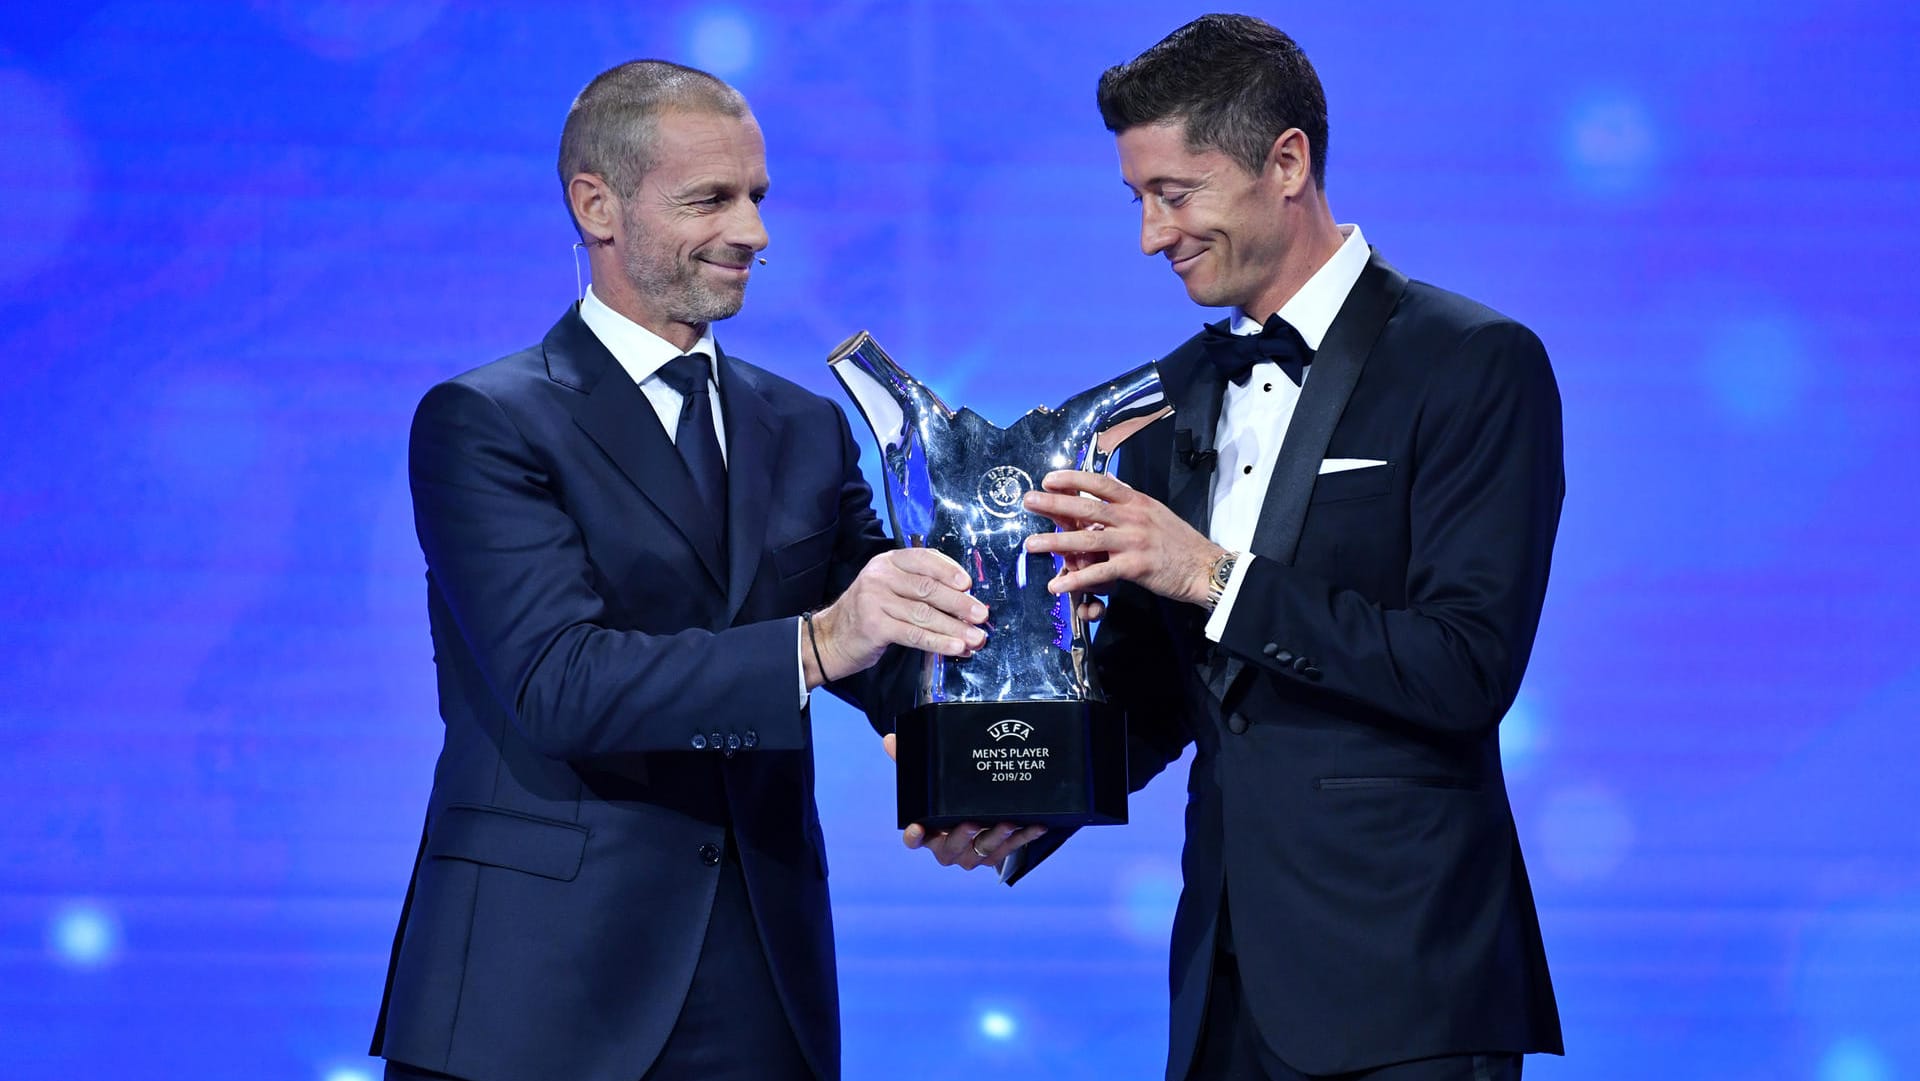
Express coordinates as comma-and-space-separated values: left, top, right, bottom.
979, 1009, 1017, 1041
688, 10, 756, 77
1701, 314, 1809, 427
259, 0, 449, 61
1818, 1037, 1890, 1081
1538, 784, 1635, 882
1499, 691, 1547, 780
1563, 91, 1659, 198
49, 901, 120, 969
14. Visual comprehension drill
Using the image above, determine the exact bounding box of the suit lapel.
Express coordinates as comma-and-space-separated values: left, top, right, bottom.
551, 308, 727, 592
1163, 328, 1229, 534
1245, 251, 1409, 567
716, 347, 776, 622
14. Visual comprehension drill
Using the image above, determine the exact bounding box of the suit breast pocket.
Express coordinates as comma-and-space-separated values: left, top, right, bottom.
771, 520, 837, 582
1309, 462, 1394, 504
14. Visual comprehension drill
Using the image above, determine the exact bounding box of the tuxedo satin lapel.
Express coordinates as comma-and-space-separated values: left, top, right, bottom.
552, 311, 727, 592
717, 349, 776, 623
1164, 329, 1228, 534
1245, 251, 1409, 568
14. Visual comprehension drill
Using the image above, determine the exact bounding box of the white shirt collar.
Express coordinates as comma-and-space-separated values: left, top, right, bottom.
579, 284, 718, 387
1231, 223, 1369, 349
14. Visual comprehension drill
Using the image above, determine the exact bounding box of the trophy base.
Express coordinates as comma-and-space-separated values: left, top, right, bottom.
894, 700, 1128, 830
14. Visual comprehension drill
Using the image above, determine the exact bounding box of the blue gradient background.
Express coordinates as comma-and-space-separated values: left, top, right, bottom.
3, 3, 1917, 1079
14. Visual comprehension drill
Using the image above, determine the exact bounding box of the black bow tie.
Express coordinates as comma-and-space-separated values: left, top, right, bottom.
1200, 314, 1314, 387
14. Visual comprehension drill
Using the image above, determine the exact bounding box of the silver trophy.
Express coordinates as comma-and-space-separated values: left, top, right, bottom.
829, 332, 1169, 829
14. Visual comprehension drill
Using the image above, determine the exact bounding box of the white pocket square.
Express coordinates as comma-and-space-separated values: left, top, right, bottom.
1318, 458, 1388, 475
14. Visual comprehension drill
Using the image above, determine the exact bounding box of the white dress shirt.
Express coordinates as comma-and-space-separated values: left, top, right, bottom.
579, 286, 727, 464
1203, 223, 1370, 642
579, 287, 813, 705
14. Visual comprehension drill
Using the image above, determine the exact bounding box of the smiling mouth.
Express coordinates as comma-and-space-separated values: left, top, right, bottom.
1169, 250, 1205, 273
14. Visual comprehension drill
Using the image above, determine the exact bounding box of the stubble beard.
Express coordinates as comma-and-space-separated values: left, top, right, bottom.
620, 213, 748, 327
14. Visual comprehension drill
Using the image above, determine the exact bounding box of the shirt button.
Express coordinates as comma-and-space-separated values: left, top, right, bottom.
1243, 465, 1253, 475
1263, 382, 1273, 392
690, 734, 708, 750
698, 842, 722, 867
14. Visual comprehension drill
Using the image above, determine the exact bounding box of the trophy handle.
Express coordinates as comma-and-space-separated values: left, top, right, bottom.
1094, 405, 1173, 465
826, 331, 954, 548
827, 330, 953, 456
1055, 360, 1171, 474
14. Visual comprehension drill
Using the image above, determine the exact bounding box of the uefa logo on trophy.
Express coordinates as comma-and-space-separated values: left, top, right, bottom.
828, 332, 1169, 829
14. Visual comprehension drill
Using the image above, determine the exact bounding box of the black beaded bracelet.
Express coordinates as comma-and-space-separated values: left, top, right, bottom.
801, 609, 834, 685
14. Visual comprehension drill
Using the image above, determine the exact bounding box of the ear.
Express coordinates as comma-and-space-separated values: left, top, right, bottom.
1264, 128, 1315, 198
568, 173, 619, 244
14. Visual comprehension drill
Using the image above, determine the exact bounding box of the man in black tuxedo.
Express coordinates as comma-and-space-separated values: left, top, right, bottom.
369, 60, 997, 1081
927, 15, 1566, 1081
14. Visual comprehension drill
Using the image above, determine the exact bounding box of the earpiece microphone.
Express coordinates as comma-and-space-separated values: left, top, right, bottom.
757, 257, 768, 265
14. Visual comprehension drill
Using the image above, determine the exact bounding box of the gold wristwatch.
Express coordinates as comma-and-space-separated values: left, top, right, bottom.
1204, 550, 1240, 611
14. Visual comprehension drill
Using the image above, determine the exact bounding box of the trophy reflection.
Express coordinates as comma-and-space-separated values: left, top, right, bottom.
829, 332, 1169, 829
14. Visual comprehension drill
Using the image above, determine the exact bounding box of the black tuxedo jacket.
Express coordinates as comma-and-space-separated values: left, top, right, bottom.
1015, 252, 1565, 1076
370, 307, 906, 1081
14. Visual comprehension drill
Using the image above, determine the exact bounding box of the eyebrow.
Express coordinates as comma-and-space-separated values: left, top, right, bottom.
1122, 175, 1202, 194
674, 178, 771, 199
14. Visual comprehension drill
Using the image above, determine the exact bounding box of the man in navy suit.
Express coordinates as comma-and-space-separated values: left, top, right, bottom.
918, 15, 1566, 1081
369, 60, 995, 1081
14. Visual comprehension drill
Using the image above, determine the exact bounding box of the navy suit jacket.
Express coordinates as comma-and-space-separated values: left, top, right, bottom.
370, 307, 906, 1081
1013, 252, 1565, 1077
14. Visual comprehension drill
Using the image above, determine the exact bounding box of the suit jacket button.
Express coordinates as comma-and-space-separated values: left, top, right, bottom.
1291, 656, 1313, 674
698, 842, 722, 867
1261, 642, 1280, 657
1302, 665, 1323, 682
742, 730, 758, 748
726, 733, 742, 751
1274, 650, 1295, 665
709, 731, 724, 751
690, 734, 708, 750
1226, 714, 1248, 735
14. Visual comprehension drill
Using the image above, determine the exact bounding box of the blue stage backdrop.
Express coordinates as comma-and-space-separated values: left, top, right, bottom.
3, 3, 1917, 1079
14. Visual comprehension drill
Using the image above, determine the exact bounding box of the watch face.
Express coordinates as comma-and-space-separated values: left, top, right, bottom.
1212, 554, 1235, 589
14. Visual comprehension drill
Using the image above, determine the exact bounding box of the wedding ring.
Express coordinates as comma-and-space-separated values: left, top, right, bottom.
970, 831, 994, 860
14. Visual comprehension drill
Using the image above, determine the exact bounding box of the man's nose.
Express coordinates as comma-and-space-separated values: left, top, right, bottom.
1140, 203, 1176, 256
731, 201, 769, 253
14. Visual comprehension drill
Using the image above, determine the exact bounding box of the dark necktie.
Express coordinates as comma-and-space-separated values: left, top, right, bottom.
656, 353, 728, 557
1200, 313, 1314, 387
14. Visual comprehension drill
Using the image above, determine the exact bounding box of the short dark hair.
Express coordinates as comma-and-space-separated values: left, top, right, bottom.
557, 60, 748, 228
1097, 14, 1328, 188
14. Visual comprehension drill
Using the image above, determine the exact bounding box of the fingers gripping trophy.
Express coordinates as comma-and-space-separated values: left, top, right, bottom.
829, 332, 1169, 830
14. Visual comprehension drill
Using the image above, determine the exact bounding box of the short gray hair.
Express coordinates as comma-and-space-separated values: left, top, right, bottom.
557, 60, 748, 231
